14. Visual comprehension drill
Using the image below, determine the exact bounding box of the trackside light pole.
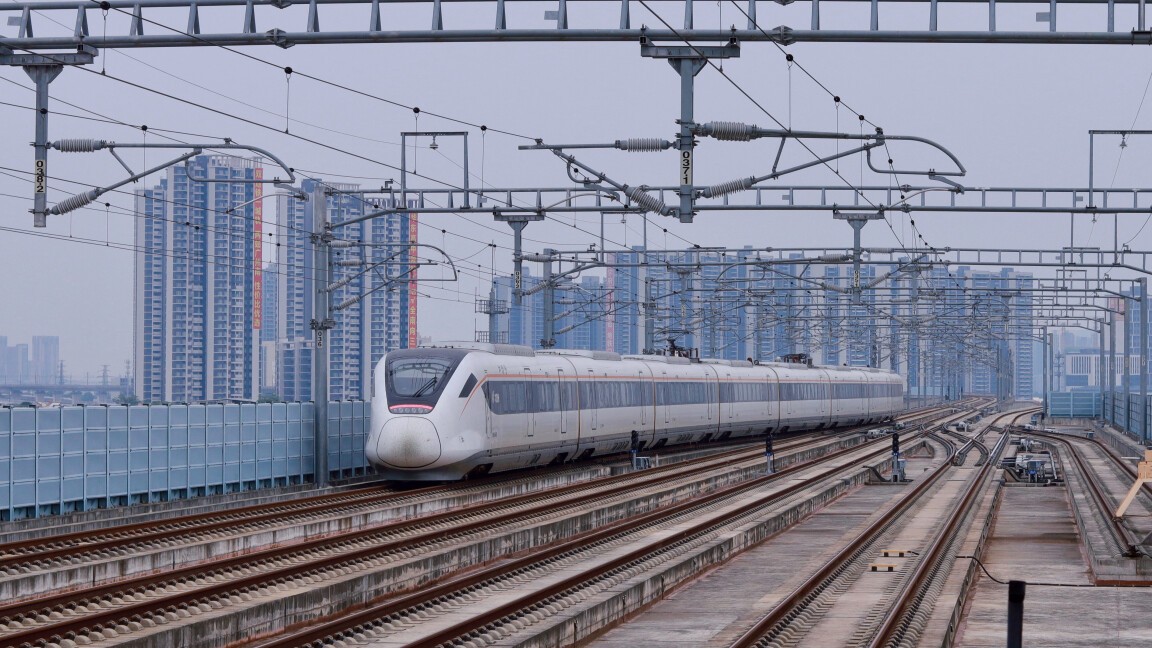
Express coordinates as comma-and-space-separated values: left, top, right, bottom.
764, 430, 774, 475
311, 186, 334, 487
1140, 278, 1149, 444
891, 431, 903, 482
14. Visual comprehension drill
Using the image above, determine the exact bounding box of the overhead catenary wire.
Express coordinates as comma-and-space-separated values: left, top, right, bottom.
633, 0, 931, 257
2, 18, 944, 320
0, 11, 1052, 370
82, 0, 537, 143
1, 4, 597, 274
0, 196, 505, 293
1, 154, 674, 299
700, 1, 949, 254
2, 52, 699, 263
0, 11, 715, 262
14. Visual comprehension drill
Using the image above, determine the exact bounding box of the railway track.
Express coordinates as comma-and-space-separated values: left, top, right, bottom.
3, 405, 952, 597
0, 429, 860, 598
249, 428, 951, 647
1, 407, 954, 578
719, 408, 1035, 648
1024, 427, 1152, 561
0, 409, 958, 648
221, 408, 972, 647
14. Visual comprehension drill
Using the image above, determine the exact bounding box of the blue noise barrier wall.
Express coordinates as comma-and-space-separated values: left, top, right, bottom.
0, 402, 371, 521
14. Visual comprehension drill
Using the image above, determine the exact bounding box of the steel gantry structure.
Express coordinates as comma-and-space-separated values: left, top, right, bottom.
5, 0, 1152, 50
7, 0, 1152, 467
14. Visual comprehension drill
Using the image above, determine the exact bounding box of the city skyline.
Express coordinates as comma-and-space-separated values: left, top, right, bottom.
0, 335, 62, 385
6, 32, 1152, 376
483, 248, 1038, 398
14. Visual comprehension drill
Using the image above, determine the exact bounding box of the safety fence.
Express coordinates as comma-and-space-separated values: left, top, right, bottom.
1101, 392, 1150, 445
0, 401, 371, 521
1047, 392, 1102, 419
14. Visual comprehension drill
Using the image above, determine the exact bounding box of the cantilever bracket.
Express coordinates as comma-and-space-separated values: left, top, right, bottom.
47, 139, 296, 214
927, 172, 966, 193
180, 143, 295, 184
691, 124, 967, 202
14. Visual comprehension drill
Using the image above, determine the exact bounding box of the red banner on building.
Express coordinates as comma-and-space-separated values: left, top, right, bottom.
253, 168, 263, 329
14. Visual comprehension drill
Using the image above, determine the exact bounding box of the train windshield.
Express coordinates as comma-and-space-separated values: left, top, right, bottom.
385, 349, 467, 407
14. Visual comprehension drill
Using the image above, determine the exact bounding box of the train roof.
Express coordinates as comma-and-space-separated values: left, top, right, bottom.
621, 354, 693, 365
418, 341, 536, 357
415, 343, 901, 377
538, 349, 623, 361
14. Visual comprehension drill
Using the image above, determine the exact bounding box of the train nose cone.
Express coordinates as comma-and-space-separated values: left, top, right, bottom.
375, 417, 442, 468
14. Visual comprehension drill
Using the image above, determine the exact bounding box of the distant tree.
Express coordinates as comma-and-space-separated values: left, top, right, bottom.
17, 401, 34, 408
115, 393, 141, 406
79, 392, 97, 403
258, 392, 283, 403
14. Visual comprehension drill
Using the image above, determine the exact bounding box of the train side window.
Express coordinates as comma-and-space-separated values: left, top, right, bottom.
547, 383, 558, 411
580, 381, 596, 410
507, 381, 527, 414
459, 374, 478, 398
492, 381, 513, 414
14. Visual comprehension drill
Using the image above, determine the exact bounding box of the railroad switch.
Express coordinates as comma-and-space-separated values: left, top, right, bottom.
869, 564, 897, 572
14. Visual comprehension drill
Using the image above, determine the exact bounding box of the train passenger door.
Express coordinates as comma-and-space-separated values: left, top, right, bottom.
523, 367, 534, 437
781, 375, 795, 421
725, 372, 735, 420
484, 371, 495, 438
558, 368, 568, 435
586, 369, 598, 431
820, 370, 833, 428
661, 371, 671, 424
706, 374, 713, 420
638, 370, 647, 427
702, 365, 719, 426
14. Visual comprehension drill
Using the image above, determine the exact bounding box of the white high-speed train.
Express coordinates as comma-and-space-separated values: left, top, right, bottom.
366, 342, 906, 480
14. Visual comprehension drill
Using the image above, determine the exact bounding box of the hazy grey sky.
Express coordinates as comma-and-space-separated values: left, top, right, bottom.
4, 1, 1152, 378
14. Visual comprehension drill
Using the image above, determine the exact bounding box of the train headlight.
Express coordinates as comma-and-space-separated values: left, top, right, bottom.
389, 404, 434, 414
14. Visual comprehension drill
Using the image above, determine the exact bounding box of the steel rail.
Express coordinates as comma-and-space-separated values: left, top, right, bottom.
1, 406, 942, 576
0, 438, 769, 613
0, 483, 409, 566
1027, 430, 1142, 558
252, 416, 966, 648
728, 408, 1023, 648
0, 416, 953, 647
868, 420, 1018, 647
1022, 425, 1152, 501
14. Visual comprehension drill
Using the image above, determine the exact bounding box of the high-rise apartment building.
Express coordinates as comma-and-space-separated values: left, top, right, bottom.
0, 337, 31, 384
0, 336, 63, 384
133, 155, 263, 402
484, 248, 1037, 400
273, 181, 418, 401
956, 267, 1034, 399
31, 336, 60, 384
